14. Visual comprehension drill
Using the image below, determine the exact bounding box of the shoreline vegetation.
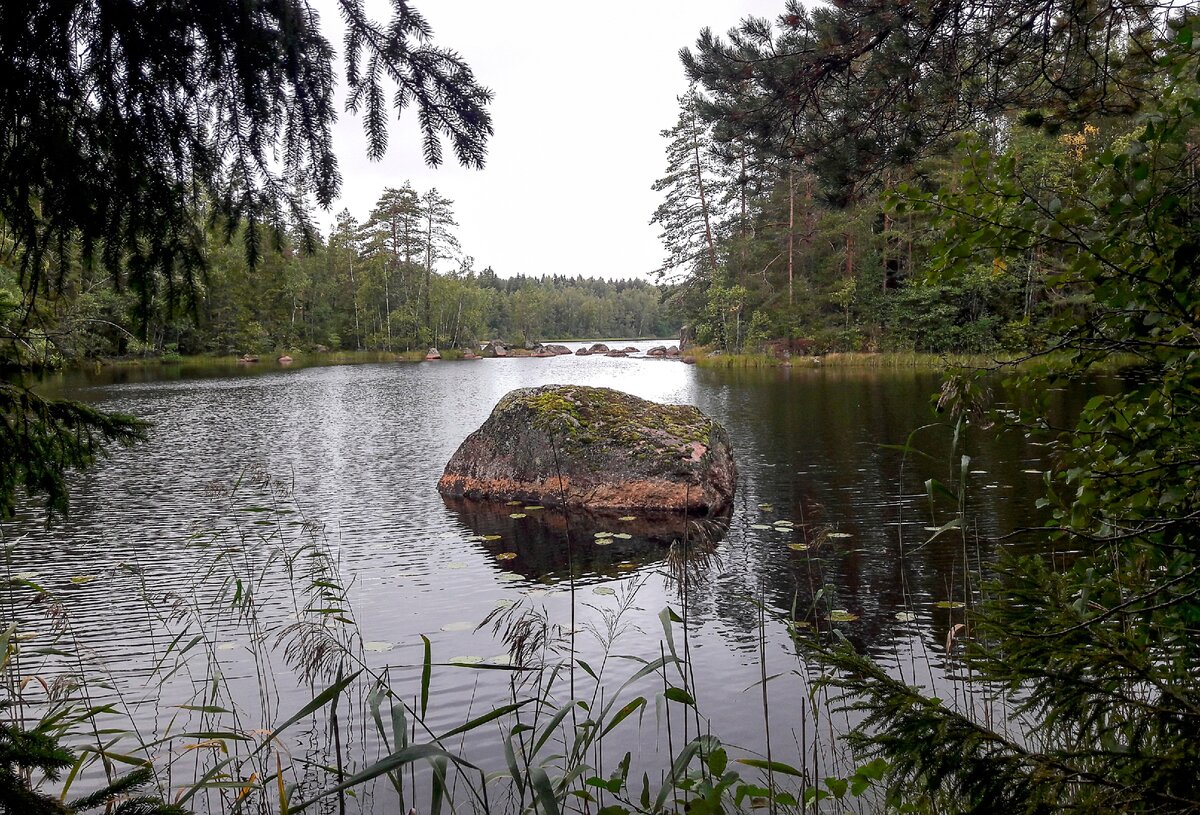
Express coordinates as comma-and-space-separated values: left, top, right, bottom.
23, 346, 1143, 379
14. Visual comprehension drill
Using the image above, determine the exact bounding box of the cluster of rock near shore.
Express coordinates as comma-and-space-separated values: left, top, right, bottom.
427, 341, 689, 361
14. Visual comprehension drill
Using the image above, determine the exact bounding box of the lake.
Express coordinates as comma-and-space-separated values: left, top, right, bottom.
3, 347, 1088, 812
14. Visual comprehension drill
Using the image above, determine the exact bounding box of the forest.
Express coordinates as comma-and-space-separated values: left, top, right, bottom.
0, 183, 675, 368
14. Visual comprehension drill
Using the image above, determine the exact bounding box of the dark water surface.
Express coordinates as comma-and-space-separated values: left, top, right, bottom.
4, 349, 1087, 810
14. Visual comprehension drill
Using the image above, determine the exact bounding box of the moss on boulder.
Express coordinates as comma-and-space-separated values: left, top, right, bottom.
437, 385, 736, 514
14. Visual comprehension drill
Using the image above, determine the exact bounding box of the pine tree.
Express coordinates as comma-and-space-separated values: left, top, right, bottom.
650, 92, 725, 283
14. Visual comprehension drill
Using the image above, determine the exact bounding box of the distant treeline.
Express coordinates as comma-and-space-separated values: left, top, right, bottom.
0, 183, 677, 367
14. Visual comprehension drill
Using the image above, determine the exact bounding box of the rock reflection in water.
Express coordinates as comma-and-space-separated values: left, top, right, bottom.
441, 495, 730, 583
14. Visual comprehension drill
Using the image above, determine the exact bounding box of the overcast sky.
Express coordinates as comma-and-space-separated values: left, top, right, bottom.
315, 0, 786, 280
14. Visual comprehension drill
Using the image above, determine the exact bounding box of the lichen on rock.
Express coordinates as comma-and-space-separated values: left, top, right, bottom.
437, 385, 736, 514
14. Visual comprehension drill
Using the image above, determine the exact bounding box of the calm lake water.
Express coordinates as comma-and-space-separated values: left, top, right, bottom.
3, 347, 1092, 811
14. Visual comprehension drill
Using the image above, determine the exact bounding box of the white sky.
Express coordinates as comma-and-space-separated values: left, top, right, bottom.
316, 0, 786, 280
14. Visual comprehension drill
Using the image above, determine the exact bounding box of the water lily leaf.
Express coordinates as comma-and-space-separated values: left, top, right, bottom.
594, 531, 614, 538
827, 610, 859, 622
618, 516, 637, 521
612, 533, 632, 540
446, 562, 468, 570
787, 543, 809, 551
524, 589, 548, 598
758, 503, 773, 510
935, 601, 966, 609
509, 513, 527, 519
617, 562, 637, 570
592, 587, 617, 596
364, 641, 394, 652
482, 534, 502, 541
594, 538, 614, 546
467, 535, 487, 542
15, 572, 39, 580
826, 532, 852, 539
751, 524, 772, 530
217, 642, 239, 651
505, 501, 522, 506
448, 655, 484, 665
1023, 469, 1043, 474
894, 611, 918, 622
496, 573, 523, 582
441, 621, 474, 632
494, 598, 516, 608
495, 552, 518, 560
775, 520, 795, 527
487, 654, 512, 665
789, 620, 812, 629
69, 575, 97, 584
525, 506, 545, 511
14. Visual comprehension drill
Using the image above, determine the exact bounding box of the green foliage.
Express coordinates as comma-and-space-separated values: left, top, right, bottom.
814, 17, 1200, 814
0, 384, 145, 521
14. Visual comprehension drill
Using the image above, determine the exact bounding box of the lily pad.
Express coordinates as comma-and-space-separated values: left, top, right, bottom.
775, 520, 795, 527
616, 562, 637, 570
750, 524, 772, 530
594, 531, 614, 538
364, 641, 394, 652
482, 535, 503, 541
612, 533, 632, 540
495, 552, 518, 560
449, 655, 485, 665
894, 611, 918, 623
618, 515, 637, 521
758, 503, 773, 510
15, 572, 39, 580
494, 598, 516, 608
787, 543, 809, 551
592, 586, 617, 596
827, 610, 859, 622
935, 600, 966, 609
487, 653, 513, 665
69, 575, 97, 584
446, 562, 468, 570
525, 506, 545, 511
593, 538, 614, 546
825, 531, 852, 539
505, 500, 522, 506
441, 621, 475, 632
524, 589, 548, 598
1023, 469, 1043, 474
509, 513, 527, 519
496, 573, 523, 583
217, 642, 239, 651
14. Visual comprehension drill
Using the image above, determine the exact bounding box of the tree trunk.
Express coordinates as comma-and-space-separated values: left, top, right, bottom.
787, 169, 795, 307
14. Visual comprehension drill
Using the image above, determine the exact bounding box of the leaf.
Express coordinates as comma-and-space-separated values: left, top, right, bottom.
448, 655, 484, 665
592, 587, 616, 596
509, 513, 527, 519
364, 641, 394, 652
827, 610, 859, 622
495, 552, 517, 560
663, 687, 695, 706
735, 758, 807, 778
440, 621, 474, 632
291, 744, 476, 811
600, 697, 646, 737
935, 600, 966, 609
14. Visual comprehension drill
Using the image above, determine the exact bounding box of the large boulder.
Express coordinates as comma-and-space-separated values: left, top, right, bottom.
437, 385, 736, 514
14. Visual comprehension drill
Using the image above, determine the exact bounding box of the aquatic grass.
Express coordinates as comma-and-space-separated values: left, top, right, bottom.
2, 466, 915, 815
